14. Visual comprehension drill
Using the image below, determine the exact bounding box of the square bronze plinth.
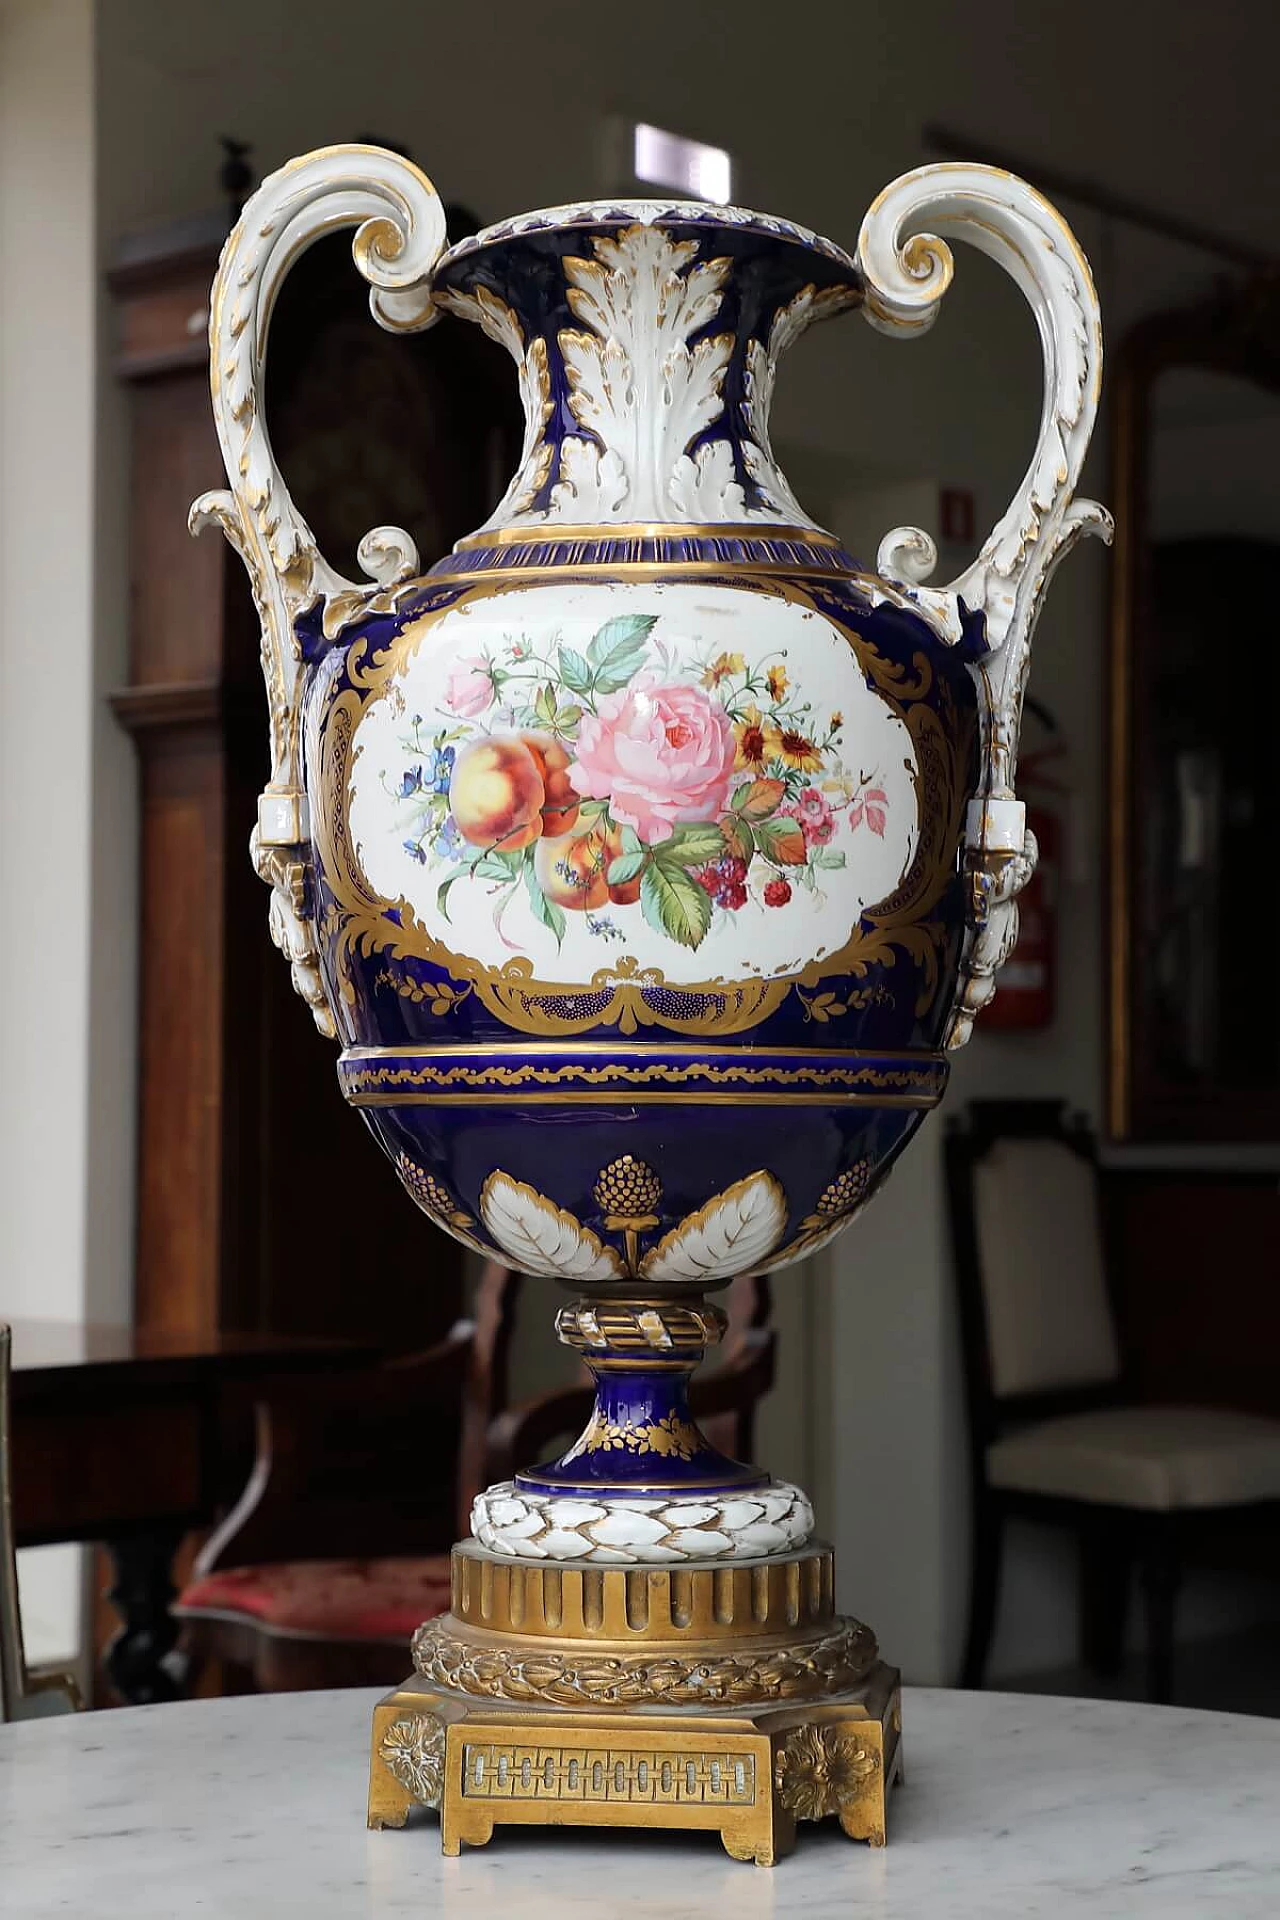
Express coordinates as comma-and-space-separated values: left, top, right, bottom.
368, 1661, 902, 1867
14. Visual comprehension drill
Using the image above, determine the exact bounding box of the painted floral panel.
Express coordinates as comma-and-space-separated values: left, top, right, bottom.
346, 583, 919, 986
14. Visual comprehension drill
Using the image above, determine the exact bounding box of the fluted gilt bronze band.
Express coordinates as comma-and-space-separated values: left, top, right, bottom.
446, 1540, 837, 1641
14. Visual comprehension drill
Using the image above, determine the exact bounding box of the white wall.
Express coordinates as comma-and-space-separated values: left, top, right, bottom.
0, 0, 133, 1667
0, 0, 96, 1311
59, 0, 1280, 1685
0, 0, 134, 1327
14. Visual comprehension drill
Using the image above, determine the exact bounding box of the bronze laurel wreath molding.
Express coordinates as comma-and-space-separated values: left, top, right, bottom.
410, 1618, 876, 1708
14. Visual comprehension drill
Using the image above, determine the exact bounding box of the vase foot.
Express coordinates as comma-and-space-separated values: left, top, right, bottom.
369, 1539, 901, 1861
367, 1662, 903, 1863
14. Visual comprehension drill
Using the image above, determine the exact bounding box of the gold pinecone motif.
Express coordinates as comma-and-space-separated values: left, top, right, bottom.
397, 1154, 469, 1226
814, 1160, 873, 1217
594, 1155, 663, 1218
775, 1723, 880, 1821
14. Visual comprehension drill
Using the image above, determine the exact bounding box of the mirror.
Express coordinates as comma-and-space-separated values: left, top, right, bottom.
1108, 290, 1280, 1140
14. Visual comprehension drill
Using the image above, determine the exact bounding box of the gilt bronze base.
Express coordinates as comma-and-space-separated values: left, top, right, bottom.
366, 1541, 902, 1866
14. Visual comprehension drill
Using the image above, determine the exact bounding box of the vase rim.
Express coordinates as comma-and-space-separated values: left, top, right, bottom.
436, 195, 861, 281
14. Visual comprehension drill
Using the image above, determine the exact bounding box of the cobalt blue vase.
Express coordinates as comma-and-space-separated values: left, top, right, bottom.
194, 147, 1107, 1562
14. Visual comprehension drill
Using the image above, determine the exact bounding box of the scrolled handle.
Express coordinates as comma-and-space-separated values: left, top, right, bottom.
190, 144, 446, 1033
856, 163, 1112, 1046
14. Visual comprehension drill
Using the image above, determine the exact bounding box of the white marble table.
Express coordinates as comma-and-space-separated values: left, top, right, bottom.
1, 1686, 1278, 1916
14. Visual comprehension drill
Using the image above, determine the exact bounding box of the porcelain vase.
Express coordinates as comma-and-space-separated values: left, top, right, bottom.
193, 147, 1108, 1564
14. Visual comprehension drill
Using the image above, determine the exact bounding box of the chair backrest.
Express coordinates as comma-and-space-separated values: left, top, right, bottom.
0, 1324, 81, 1721
197, 1263, 777, 1579
945, 1102, 1121, 1438
196, 1261, 522, 1576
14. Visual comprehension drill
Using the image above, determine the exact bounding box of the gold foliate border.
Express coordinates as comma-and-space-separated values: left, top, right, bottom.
312, 574, 973, 1039
342, 1057, 946, 1104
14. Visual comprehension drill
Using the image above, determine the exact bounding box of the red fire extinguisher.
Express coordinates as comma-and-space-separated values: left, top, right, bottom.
983, 699, 1065, 1032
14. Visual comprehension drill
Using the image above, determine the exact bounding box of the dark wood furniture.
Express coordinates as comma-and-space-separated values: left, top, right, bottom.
944, 1100, 1280, 1703
1107, 280, 1280, 1142
176, 1273, 776, 1693
106, 208, 520, 1355
1104, 1167, 1280, 1418
7, 1315, 378, 1705
2, 1325, 81, 1722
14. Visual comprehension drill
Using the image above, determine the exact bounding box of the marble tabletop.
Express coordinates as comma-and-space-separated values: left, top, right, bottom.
1, 1686, 1278, 1916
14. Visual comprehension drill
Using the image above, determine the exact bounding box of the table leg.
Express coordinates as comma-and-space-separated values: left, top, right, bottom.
104, 1529, 188, 1705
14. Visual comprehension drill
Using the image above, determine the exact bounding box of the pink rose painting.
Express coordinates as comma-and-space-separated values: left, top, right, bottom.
397, 608, 883, 953
445, 656, 495, 717
568, 676, 736, 844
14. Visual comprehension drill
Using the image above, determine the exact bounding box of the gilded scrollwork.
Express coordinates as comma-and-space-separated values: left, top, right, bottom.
312, 577, 971, 1041
796, 983, 895, 1023
372, 970, 475, 1015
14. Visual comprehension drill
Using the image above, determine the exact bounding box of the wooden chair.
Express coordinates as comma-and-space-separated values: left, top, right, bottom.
1, 1325, 83, 1722
944, 1101, 1280, 1703
177, 1271, 776, 1691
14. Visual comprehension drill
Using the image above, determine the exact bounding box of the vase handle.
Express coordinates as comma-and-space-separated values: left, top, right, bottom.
855, 164, 1111, 1047
190, 144, 446, 1034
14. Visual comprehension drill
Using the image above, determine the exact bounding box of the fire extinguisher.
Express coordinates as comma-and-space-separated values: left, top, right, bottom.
983, 698, 1065, 1032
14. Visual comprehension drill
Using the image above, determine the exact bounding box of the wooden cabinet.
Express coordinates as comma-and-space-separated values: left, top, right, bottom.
1107, 290, 1280, 1142
109, 217, 521, 1348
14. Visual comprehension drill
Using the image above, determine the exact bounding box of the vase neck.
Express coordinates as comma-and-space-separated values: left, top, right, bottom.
433, 202, 862, 543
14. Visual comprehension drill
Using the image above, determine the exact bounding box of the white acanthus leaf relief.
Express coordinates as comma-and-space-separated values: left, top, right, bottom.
546, 432, 629, 520
557, 225, 735, 523
668, 435, 748, 521
739, 284, 854, 524
641, 1172, 787, 1286
741, 403, 810, 522
435, 287, 554, 526
479, 1173, 624, 1283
